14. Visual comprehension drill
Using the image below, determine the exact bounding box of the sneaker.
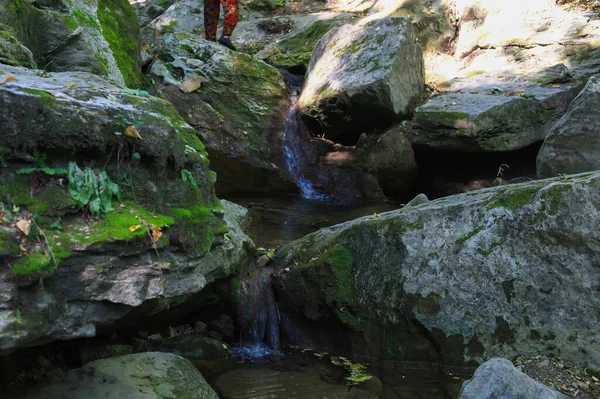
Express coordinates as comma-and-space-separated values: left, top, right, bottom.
218, 36, 236, 51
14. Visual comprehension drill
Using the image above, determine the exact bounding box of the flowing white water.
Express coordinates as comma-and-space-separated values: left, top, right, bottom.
231, 266, 282, 360
283, 95, 328, 201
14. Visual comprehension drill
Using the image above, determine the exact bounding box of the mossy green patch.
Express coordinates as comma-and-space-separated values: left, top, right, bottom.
11, 251, 54, 276
269, 19, 343, 70
73, 9, 100, 30
97, 0, 144, 88
540, 183, 573, 216
487, 185, 541, 211
19, 87, 54, 99
479, 240, 505, 256
0, 175, 75, 216
72, 202, 174, 245
169, 202, 228, 254
0, 228, 19, 257
10, 229, 72, 277
323, 244, 355, 305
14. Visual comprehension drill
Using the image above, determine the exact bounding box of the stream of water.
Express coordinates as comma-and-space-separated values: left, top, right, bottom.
231, 262, 282, 360
214, 74, 470, 397
281, 78, 330, 201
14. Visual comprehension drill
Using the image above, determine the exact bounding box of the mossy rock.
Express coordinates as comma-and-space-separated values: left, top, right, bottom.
0, 64, 226, 275
151, 34, 295, 195
0, 28, 35, 68
267, 19, 346, 71
0, 0, 144, 87
6, 352, 220, 399
0, 175, 76, 217
0, 228, 19, 258
97, 0, 145, 88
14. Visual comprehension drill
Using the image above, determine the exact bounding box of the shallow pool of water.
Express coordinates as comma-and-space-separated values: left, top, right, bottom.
225, 195, 398, 248
194, 348, 466, 399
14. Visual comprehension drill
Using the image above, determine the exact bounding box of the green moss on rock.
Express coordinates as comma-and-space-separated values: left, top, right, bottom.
97, 0, 144, 88
169, 202, 228, 254
74, 203, 173, 244
269, 20, 344, 70
0, 175, 76, 216
11, 251, 54, 276
0, 228, 19, 257
488, 185, 542, 211
324, 244, 355, 304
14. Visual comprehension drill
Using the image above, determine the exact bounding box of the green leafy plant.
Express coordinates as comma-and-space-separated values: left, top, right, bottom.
17, 151, 68, 176
180, 168, 198, 189
67, 162, 120, 218
48, 218, 63, 230
113, 113, 143, 129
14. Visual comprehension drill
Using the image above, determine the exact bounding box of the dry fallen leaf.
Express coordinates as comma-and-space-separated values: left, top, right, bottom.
0, 209, 4, 224
151, 226, 162, 243
16, 219, 31, 235
178, 75, 202, 94
0, 76, 18, 85
124, 125, 143, 140
129, 224, 142, 232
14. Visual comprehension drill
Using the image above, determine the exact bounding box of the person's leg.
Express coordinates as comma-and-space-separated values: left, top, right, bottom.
204, 0, 220, 41
220, 0, 239, 37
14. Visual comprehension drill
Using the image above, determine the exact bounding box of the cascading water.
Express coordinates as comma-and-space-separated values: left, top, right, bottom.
283, 87, 328, 201
232, 262, 282, 360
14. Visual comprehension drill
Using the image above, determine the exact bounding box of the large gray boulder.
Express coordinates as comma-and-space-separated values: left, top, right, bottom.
537, 74, 600, 178
150, 33, 296, 195
6, 352, 219, 399
459, 358, 568, 399
0, 0, 144, 87
298, 16, 424, 137
274, 171, 600, 370
408, 85, 581, 152
0, 65, 254, 352
410, 1, 600, 154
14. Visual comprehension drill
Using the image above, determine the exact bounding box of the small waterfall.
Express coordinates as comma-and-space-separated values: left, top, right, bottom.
233, 263, 282, 360
283, 90, 328, 201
